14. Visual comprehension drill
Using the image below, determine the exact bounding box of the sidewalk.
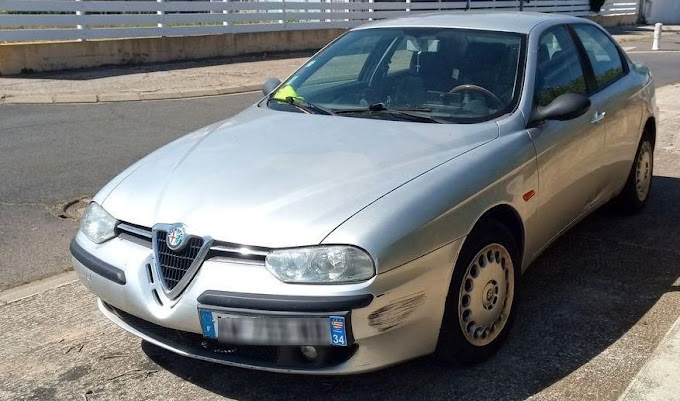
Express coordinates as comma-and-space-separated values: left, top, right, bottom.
1, 25, 678, 105
0, 53, 309, 104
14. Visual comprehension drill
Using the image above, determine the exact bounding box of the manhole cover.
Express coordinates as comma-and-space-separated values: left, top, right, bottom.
58, 197, 92, 220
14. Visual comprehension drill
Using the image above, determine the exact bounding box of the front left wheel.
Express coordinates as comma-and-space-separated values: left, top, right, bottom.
435, 218, 520, 364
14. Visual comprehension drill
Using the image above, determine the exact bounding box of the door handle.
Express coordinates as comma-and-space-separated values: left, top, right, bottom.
591, 111, 606, 124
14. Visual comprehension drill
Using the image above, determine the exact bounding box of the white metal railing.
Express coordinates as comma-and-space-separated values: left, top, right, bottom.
600, 0, 638, 16
0, 0, 603, 42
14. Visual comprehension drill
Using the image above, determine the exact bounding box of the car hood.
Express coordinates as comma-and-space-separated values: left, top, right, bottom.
102, 106, 498, 248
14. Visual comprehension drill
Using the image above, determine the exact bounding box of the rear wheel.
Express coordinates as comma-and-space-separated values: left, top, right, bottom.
614, 135, 654, 213
435, 219, 520, 364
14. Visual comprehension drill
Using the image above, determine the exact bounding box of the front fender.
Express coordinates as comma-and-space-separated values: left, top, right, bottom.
323, 121, 538, 274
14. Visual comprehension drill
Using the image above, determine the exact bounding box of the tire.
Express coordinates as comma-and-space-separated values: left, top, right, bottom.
434, 218, 520, 364
614, 135, 654, 214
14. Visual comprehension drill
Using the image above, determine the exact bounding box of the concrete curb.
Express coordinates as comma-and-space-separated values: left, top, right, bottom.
0, 270, 77, 305
617, 315, 680, 401
0, 84, 262, 105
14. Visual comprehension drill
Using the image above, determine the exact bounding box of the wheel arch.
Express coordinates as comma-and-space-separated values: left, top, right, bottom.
468, 204, 525, 267
643, 116, 656, 148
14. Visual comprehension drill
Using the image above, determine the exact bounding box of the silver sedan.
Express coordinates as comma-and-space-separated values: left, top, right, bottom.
71, 12, 657, 374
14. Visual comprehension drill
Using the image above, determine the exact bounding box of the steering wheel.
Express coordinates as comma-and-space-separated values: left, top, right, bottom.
449, 84, 503, 109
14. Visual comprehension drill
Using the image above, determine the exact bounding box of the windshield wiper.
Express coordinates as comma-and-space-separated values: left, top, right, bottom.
268, 96, 335, 116
335, 102, 444, 124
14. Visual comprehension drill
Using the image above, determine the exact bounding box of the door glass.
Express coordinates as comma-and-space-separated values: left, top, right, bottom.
535, 26, 587, 107
387, 38, 415, 75
302, 34, 383, 87
573, 24, 625, 88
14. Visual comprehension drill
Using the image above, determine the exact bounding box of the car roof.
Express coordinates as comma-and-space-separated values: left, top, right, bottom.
351, 11, 586, 34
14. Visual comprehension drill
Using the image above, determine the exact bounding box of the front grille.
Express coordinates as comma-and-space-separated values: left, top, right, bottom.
155, 231, 204, 291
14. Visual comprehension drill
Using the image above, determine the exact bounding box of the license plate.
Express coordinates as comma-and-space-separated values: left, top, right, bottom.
198, 310, 349, 347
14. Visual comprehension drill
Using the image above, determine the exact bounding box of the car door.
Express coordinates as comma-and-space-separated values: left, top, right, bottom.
570, 23, 644, 196
527, 25, 606, 255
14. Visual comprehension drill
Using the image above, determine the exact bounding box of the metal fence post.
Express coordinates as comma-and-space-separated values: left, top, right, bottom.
157, 0, 164, 29
75, 0, 84, 40
519, 0, 524, 11
280, 0, 285, 27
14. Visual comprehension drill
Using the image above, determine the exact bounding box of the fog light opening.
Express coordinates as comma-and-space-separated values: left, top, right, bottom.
300, 345, 318, 361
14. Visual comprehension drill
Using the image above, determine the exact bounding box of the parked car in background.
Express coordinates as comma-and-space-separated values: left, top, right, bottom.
71, 12, 657, 374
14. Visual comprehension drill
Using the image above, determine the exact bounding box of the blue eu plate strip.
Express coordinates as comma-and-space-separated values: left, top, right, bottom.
329, 316, 347, 346
199, 309, 218, 339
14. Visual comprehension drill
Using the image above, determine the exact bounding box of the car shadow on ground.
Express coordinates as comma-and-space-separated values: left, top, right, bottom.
143, 175, 680, 401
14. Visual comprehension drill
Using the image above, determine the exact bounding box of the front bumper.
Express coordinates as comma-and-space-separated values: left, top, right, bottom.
71, 232, 463, 374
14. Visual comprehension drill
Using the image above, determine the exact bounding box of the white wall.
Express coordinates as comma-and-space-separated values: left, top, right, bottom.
645, 0, 680, 24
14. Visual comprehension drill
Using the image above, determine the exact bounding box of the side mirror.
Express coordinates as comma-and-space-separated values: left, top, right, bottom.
262, 77, 282, 96
529, 93, 591, 127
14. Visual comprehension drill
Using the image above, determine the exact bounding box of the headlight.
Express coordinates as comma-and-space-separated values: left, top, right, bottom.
265, 245, 375, 284
80, 202, 118, 244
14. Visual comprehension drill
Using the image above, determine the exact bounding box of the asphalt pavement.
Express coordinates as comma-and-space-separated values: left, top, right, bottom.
623, 39, 680, 87
0, 92, 260, 289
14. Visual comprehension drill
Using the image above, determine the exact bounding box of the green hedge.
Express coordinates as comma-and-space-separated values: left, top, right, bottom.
590, 0, 606, 12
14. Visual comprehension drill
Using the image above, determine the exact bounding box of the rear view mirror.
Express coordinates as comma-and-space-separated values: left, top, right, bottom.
262, 77, 282, 96
529, 93, 591, 126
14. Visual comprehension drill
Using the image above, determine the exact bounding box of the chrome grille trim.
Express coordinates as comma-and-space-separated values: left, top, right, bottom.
116, 222, 271, 261
117, 222, 152, 239
210, 244, 270, 258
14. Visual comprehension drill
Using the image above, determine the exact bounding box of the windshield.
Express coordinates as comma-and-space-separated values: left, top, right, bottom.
266, 28, 525, 123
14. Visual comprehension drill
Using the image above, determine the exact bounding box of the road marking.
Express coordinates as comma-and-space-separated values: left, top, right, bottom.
627, 50, 680, 54
623, 46, 637, 51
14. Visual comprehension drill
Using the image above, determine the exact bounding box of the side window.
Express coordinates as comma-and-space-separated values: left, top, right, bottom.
387, 50, 413, 75
573, 24, 625, 88
535, 26, 587, 107
387, 38, 415, 75
302, 35, 381, 87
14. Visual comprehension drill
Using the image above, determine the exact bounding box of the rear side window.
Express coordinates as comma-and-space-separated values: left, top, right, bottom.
573, 24, 626, 88
535, 26, 587, 107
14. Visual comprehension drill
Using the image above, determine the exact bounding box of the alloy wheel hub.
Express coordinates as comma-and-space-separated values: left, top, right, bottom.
458, 243, 514, 346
